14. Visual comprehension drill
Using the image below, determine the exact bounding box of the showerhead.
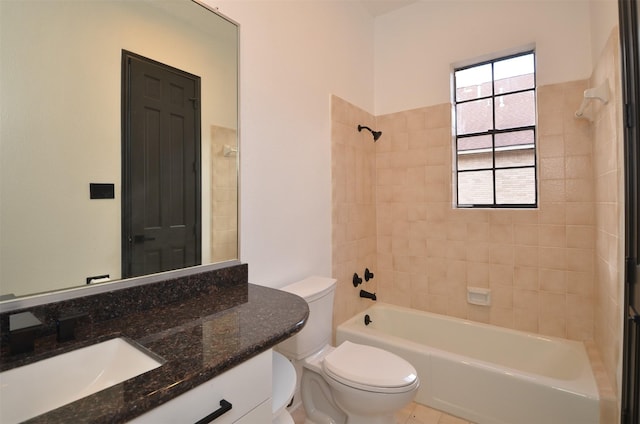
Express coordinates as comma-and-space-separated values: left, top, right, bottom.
357, 124, 382, 142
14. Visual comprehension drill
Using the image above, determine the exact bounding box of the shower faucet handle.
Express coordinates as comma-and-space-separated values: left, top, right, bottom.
364, 268, 374, 281
353, 273, 363, 287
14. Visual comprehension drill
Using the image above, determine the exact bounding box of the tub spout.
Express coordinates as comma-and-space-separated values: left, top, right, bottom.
359, 290, 376, 301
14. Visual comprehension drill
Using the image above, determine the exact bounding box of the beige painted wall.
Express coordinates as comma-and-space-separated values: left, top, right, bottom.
374, 0, 594, 115
216, 0, 376, 287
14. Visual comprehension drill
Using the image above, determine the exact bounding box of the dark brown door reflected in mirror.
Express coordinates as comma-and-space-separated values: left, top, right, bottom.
122, 51, 202, 278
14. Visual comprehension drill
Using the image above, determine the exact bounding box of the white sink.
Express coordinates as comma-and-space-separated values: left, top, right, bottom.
0, 337, 163, 424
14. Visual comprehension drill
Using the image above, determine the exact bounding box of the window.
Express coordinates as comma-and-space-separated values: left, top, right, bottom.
454, 52, 537, 208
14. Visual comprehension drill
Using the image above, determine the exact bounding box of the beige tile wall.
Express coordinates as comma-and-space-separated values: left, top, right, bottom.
210, 125, 238, 263
373, 82, 596, 341
331, 95, 378, 337
591, 28, 624, 416
330, 77, 618, 340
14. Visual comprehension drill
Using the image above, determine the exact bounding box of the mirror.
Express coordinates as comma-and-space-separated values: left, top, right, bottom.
0, 0, 239, 300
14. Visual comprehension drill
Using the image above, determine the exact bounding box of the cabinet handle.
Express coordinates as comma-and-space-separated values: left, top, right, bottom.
194, 399, 232, 424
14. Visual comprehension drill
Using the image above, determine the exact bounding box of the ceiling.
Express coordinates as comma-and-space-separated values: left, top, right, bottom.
358, 0, 418, 17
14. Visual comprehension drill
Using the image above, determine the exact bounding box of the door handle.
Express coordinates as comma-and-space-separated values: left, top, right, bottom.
194, 399, 232, 424
133, 235, 156, 244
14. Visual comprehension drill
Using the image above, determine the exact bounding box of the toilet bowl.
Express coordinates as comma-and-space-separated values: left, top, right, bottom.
301, 341, 418, 424
277, 277, 419, 424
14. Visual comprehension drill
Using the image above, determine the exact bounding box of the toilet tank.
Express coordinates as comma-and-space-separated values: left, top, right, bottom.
277, 277, 336, 360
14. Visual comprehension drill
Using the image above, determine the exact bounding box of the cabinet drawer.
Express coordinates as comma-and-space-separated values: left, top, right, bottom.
234, 400, 271, 423
129, 350, 271, 424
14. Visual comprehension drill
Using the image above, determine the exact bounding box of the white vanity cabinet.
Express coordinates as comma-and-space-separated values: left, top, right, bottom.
233, 400, 271, 423
129, 349, 272, 424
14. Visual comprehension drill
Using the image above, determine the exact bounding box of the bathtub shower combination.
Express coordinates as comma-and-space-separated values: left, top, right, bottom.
336, 303, 600, 424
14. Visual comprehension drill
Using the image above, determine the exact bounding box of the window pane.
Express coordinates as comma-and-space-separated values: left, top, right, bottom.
494, 54, 535, 94
495, 148, 535, 167
457, 134, 492, 151
495, 130, 534, 148
495, 91, 535, 129
455, 64, 492, 101
495, 167, 536, 204
457, 98, 493, 135
458, 151, 493, 170
458, 170, 493, 204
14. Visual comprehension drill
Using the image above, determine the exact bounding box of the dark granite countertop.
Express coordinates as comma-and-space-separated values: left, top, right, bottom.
0, 282, 308, 424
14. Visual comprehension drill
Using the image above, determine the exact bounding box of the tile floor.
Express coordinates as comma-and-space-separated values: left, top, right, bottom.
291, 402, 475, 424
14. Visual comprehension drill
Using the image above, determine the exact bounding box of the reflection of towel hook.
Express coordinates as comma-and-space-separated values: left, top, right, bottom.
575, 79, 610, 120
223, 144, 238, 157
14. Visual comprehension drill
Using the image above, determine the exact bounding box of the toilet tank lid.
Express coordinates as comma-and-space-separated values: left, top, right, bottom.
280, 277, 336, 302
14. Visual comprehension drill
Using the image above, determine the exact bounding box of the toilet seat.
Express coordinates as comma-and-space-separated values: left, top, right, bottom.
323, 341, 418, 394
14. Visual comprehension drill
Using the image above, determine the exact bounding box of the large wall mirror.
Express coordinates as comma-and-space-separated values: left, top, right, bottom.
0, 0, 239, 302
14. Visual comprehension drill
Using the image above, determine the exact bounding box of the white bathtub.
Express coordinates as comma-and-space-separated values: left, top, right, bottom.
336, 303, 599, 424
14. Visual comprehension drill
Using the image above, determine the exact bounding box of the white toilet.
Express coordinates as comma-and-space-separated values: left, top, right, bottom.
277, 277, 419, 424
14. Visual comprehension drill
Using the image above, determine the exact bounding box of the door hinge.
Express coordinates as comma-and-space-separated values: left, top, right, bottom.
625, 102, 635, 128
629, 305, 640, 323
189, 97, 200, 110
627, 257, 638, 285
